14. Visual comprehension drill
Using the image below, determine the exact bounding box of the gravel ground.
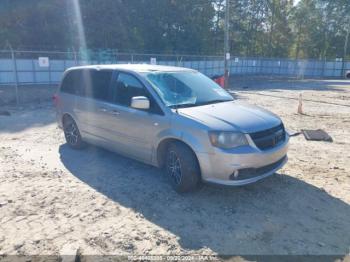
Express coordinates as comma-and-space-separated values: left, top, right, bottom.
0, 79, 350, 259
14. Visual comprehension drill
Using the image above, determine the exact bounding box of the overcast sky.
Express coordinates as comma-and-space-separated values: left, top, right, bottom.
294, 0, 301, 6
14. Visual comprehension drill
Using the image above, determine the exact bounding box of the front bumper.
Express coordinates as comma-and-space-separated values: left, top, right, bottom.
196, 136, 289, 186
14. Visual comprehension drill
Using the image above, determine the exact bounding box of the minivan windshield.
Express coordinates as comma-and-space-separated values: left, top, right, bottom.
142, 71, 233, 108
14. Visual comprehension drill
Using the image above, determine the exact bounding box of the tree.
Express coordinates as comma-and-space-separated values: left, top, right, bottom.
0, 0, 348, 60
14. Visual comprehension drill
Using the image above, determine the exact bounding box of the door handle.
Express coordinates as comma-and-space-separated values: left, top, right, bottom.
98, 107, 108, 112
110, 110, 120, 116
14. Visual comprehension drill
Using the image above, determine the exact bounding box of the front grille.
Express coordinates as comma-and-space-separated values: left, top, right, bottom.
230, 156, 287, 181
249, 123, 286, 150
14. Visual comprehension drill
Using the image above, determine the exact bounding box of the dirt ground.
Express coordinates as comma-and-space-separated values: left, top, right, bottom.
0, 79, 350, 259
0, 84, 57, 106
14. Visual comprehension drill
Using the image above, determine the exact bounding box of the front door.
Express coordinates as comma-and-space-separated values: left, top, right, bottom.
103, 71, 168, 163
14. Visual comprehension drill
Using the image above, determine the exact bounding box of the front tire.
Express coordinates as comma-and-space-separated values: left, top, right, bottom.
63, 116, 85, 149
166, 142, 200, 193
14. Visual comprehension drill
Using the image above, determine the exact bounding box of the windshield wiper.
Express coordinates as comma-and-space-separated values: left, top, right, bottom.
169, 103, 197, 109
169, 99, 232, 109
196, 99, 233, 106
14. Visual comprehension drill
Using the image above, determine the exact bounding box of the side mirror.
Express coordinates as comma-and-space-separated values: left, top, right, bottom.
131, 96, 150, 110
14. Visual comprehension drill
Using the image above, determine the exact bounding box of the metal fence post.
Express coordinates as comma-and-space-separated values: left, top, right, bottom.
321, 58, 325, 78
31, 59, 37, 84
48, 55, 52, 85
11, 50, 19, 106
73, 51, 78, 65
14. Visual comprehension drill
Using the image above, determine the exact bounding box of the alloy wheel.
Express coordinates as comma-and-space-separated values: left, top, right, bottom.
167, 150, 182, 185
64, 121, 79, 146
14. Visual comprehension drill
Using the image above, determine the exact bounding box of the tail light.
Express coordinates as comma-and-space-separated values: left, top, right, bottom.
52, 94, 60, 107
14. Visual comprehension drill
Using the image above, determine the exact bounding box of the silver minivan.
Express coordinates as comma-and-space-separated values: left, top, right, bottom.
54, 64, 289, 192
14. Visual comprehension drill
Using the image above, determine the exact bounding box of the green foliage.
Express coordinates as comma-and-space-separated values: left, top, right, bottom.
290, 0, 350, 59
0, 0, 349, 59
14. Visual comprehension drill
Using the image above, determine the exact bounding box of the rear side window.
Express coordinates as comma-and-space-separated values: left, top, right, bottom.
60, 70, 82, 95
61, 69, 112, 101
84, 70, 112, 101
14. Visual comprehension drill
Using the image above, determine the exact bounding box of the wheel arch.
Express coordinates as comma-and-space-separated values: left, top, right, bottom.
62, 113, 78, 125
156, 138, 201, 174
61, 113, 81, 132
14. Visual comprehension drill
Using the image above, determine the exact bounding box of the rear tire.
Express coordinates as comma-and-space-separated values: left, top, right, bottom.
63, 116, 85, 149
166, 142, 200, 193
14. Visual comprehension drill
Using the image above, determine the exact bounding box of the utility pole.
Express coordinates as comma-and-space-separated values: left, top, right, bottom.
224, 0, 230, 89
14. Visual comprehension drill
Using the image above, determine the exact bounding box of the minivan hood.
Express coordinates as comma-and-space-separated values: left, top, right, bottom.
178, 101, 281, 133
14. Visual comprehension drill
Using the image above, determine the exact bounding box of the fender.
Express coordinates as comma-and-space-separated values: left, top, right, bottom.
152, 127, 209, 166
155, 128, 207, 153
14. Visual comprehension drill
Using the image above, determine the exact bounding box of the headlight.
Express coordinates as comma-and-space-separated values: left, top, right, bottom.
209, 131, 248, 149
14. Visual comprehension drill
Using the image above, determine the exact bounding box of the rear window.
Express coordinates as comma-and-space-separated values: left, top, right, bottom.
60, 69, 112, 101
60, 70, 82, 95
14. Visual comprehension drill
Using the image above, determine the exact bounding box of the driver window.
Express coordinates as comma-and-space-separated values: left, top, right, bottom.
112, 72, 147, 106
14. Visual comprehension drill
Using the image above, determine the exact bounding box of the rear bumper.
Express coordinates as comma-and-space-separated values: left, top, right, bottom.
196, 135, 289, 186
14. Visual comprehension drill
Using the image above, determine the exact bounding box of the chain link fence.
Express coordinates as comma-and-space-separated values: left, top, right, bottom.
0, 49, 349, 105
